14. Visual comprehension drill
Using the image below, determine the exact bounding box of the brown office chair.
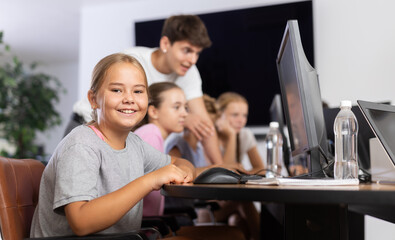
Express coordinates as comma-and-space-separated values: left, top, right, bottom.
0, 157, 153, 240
0, 156, 44, 240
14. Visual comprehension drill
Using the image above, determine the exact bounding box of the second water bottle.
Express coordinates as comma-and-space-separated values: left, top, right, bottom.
264, 122, 283, 178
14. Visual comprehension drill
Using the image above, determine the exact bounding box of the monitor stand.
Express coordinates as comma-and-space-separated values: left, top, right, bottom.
290, 148, 333, 179
370, 138, 395, 182
310, 147, 333, 178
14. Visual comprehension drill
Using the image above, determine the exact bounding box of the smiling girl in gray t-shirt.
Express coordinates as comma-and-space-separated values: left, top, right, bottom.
30, 53, 195, 237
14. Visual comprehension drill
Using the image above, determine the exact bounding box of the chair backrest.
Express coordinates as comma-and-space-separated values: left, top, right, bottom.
0, 156, 45, 240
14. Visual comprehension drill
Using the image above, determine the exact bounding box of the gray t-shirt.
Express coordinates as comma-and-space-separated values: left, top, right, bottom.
30, 125, 171, 237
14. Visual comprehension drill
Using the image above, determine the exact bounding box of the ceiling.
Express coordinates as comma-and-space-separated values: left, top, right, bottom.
0, 0, 131, 64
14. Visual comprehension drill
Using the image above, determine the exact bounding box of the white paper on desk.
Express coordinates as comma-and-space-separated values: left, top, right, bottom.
277, 178, 359, 186
246, 178, 359, 186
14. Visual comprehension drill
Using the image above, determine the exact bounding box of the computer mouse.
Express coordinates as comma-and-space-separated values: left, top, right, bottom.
193, 167, 241, 184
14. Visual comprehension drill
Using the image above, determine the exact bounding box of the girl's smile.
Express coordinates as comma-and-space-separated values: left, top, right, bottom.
92, 62, 148, 133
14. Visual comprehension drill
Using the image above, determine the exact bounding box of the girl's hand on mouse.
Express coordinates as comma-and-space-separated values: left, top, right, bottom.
176, 164, 195, 182
148, 164, 191, 191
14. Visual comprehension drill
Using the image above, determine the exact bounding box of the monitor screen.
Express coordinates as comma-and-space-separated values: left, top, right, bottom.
269, 94, 290, 169
276, 20, 330, 176
358, 100, 395, 168
269, 94, 285, 134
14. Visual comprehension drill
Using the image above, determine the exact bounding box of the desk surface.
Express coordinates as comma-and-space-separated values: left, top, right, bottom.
162, 183, 395, 239
161, 183, 395, 206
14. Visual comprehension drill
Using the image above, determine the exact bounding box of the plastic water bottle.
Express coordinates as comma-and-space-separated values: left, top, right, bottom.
334, 100, 359, 179
264, 122, 283, 178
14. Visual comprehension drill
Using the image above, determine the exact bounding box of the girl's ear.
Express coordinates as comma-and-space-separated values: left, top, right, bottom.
87, 90, 98, 109
159, 36, 171, 53
147, 105, 159, 120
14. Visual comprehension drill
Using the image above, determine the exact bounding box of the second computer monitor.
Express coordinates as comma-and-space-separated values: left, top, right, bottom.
276, 20, 330, 177
269, 94, 290, 170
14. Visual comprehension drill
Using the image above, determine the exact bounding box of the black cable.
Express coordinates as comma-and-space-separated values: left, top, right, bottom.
359, 167, 371, 175
291, 146, 334, 179
291, 160, 334, 179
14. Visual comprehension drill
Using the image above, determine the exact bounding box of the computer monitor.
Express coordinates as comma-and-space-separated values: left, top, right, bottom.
269, 94, 290, 171
358, 100, 395, 168
276, 20, 331, 177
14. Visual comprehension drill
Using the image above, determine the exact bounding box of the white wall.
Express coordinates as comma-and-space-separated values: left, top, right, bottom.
314, 0, 395, 107
78, 0, 395, 238
366, 215, 395, 239
35, 61, 79, 158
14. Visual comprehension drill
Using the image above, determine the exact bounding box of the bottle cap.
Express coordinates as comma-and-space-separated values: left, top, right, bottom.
269, 122, 279, 128
340, 100, 352, 108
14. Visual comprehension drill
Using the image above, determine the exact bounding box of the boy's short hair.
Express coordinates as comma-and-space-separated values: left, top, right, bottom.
161, 15, 212, 49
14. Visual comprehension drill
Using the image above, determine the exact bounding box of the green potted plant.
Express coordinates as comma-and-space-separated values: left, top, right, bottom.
0, 31, 65, 158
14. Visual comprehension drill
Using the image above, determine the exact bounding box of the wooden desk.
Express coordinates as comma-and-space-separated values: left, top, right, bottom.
162, 183, 395, 240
